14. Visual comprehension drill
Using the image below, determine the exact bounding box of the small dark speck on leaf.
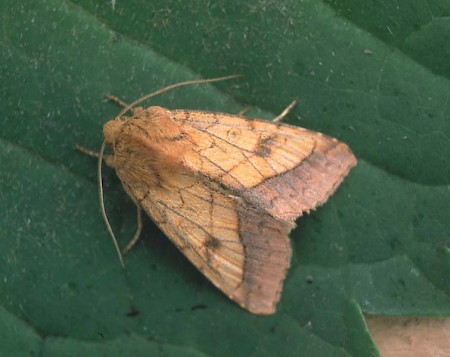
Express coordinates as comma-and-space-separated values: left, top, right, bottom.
191, 304, 207, 311
306, 275, 314, 284
68, 281, 77, 290
126, 308, 140, 317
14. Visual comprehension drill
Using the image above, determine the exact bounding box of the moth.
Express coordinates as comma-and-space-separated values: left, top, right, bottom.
79, 76, 356, 315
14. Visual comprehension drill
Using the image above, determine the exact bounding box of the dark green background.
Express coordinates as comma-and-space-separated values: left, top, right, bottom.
1, 1, 449, 356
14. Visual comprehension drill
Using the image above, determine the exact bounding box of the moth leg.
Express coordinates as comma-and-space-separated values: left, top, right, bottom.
122, 203, 143, 255
75, 144, 115, 168
272, 100, 297, 122
104, 94, 129, 108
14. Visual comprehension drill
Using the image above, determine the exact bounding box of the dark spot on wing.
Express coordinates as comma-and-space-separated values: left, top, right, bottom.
255, 135, 275, 157
205, 236, 221, 250
171, 132, 186, 141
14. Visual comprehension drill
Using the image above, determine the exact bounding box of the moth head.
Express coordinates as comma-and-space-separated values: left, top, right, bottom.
103, 118, 124, 145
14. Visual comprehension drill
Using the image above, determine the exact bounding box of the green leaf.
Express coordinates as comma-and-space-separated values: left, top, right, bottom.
1, 0, 449, 356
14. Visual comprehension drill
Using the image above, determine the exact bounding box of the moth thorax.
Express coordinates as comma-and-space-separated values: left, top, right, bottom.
103, 118, 124, 144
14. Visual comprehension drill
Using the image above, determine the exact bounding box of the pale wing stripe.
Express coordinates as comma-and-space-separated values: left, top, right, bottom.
151, 201, 243, 287
156, 201, 244, 256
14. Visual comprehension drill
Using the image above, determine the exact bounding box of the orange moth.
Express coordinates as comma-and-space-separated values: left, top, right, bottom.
79, 75, 356, 314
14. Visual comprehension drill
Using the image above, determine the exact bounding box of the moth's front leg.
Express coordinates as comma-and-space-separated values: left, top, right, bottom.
75, 144, 115, 168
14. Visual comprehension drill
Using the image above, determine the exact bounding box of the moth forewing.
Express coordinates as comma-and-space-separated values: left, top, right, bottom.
171, 110, 357, 221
